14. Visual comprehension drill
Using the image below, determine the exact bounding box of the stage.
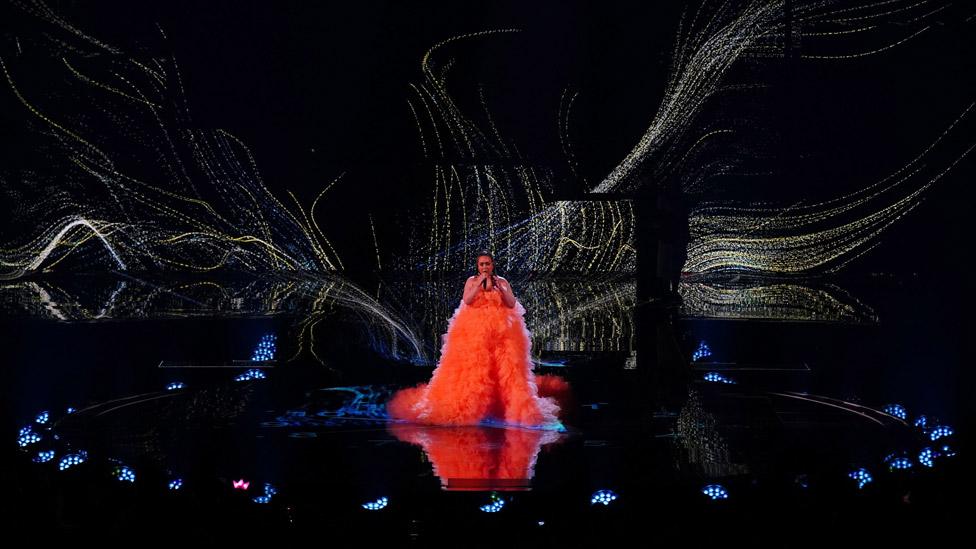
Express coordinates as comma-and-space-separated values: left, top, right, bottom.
1, 0, 973, 543
2, 271, 967, 543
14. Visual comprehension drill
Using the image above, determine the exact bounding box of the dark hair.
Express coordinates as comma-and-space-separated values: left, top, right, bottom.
475, 250, 494, 262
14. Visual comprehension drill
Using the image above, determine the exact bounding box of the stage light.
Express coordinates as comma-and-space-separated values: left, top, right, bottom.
251, 334, 277, 362
914, 415, 930, 429
233, 479, 250, 490
703, 372, 735, 384
168, 478, 183, 490
18, 426, 41, 447
33, 450, 55, 463
235, 369, 267, 381
702, 484, 728, 500
362, 496, 389, 511
849, 468, 872, 489
939, 444, 956, 458
58, 452, 87, 471
692, 341, 712, 361
253, 483, 277, 504
886, 456, 912, 471
66, 407, 76, 414
918, 448, 935, 468
590, 489, 618, 506
480, 494, 505, 513
166, 381, 185, 390
35, 411, 50, 424
114, 465, 136, 482
930, 426, 953, 441
883, 404, 907, 420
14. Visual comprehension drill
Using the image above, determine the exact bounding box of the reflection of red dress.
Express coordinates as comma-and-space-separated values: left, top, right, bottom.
387, 288, 569, 428
387, 423, 565, 490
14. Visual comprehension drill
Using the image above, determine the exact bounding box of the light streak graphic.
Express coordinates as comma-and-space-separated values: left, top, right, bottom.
1, 3, 342, 278
594, 0, 788, 195
407, 1, 973, 281
0, 273, 429, 364
590, 0, 974, 278
596, 0, 972, 194
406, 30, 637, 274
684, 105, 976, 276
678, 279, 877, 322
2, 0, 972, 327
798, 0, 965, 60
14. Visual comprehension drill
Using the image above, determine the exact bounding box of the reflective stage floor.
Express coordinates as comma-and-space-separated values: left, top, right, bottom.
1, 273, 968, 544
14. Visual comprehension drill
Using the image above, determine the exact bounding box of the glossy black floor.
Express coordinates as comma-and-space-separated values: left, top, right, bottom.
1, 272, 969, 544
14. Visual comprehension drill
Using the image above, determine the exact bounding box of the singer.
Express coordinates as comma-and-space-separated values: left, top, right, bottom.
387, 251, 569, 429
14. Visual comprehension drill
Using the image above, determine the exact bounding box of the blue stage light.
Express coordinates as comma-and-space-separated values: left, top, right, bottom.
251, 334, 277, 362
930, 425, 953, 441
883, 404, 907, 420
886, 457, 912, 471
362, 496, 389, 511
168, 478, 183, 490
703, 372, 735, 384
66, 407, 76, 414
33, 450, 55, 463
18, 426, 41, 447
692, 341, 712, 361
914, 415, 930, 429
940, 444, 956, 458
235, 368, 267, 381
114, 465, 136, 482
702, 484, 729, 500
590, 489, 618, 506
849, 468, 872, 489
252, 482, 277, 503
918, 448, 935, 468
166, 381, 186, 390
35, 411, 50, 424
58, 452, 87, 471
480, 494, 506, 513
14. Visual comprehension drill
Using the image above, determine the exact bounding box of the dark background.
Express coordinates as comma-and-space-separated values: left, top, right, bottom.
1, 0, 971, 278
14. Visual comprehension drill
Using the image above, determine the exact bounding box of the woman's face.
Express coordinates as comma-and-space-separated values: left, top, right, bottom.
477, 255, 494, 276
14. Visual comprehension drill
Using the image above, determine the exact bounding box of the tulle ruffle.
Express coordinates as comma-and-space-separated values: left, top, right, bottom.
387, 290, 570, 428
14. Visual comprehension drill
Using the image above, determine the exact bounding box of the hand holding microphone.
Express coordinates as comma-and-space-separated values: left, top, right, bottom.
480, 273, 496, 290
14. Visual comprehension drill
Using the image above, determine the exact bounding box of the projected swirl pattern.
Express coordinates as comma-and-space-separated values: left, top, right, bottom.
2, 0, 973, 325
0, 6, 341, 279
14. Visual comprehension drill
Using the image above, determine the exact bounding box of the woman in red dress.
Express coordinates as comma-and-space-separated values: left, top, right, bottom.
387, 252, 569, 429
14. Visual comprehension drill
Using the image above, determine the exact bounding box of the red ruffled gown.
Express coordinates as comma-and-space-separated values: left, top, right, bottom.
387, 287, 569, 429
